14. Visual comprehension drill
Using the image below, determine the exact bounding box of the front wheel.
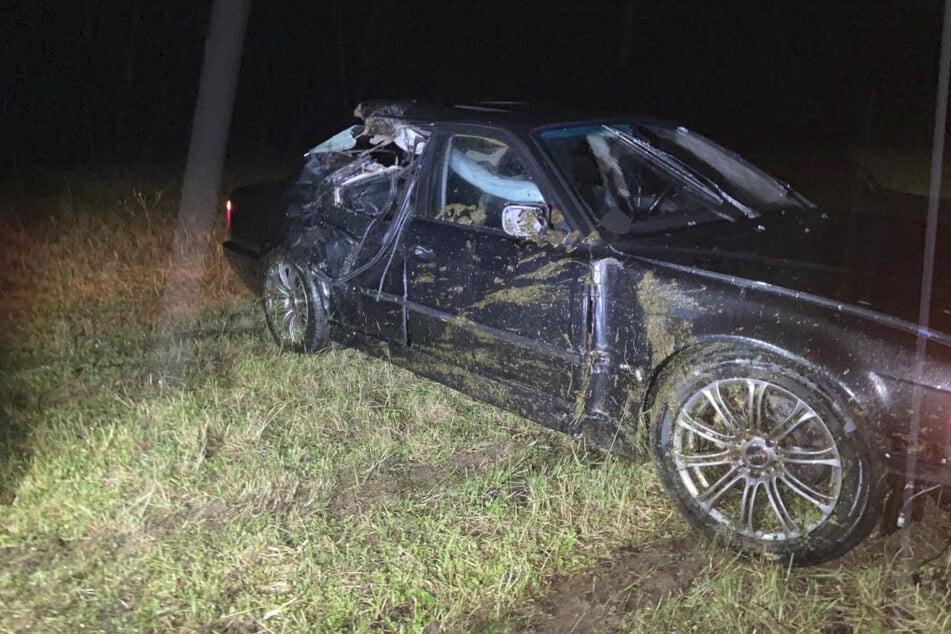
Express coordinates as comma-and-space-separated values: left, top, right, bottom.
261, 249, 328, 353
650, 349, 883, 565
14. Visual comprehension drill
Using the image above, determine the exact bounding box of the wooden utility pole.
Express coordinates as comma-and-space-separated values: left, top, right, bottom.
156, 0, 251, 363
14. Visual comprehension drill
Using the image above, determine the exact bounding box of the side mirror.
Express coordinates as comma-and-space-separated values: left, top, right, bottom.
501, 203, 549, 240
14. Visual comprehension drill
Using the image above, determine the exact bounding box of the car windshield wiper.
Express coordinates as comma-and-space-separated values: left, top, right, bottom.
602, 125, 758, 219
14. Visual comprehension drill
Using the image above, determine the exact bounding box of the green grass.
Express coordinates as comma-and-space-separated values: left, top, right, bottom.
1, 168, 949, 632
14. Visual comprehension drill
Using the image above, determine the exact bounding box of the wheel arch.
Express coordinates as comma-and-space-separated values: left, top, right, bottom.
640, 336, 884, 447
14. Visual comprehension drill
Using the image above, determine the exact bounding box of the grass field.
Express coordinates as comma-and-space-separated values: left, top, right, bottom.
1, 167, 949, 633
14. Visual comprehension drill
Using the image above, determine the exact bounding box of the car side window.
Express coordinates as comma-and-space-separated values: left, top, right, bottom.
434, 134, 545, 229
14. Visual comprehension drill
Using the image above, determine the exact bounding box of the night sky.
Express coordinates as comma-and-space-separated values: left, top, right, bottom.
1, 0, 946, 168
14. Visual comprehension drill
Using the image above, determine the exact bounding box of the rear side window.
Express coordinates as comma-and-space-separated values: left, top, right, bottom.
434, 134, 545, 229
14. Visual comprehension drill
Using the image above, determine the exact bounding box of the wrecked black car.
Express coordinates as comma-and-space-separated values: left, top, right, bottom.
224, 101, 951, 565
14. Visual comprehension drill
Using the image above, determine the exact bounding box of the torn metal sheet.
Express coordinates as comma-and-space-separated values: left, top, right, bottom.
308, 125, 361, 154
279, 117, 431, 281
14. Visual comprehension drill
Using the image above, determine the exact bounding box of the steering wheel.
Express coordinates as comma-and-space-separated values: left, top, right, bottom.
646, 184, 681, 216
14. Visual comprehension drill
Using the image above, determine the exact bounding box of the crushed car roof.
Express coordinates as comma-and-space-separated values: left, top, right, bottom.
353, 99, 653, 130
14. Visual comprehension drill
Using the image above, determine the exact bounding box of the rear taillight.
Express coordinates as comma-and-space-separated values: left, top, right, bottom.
225, 199, 232, 232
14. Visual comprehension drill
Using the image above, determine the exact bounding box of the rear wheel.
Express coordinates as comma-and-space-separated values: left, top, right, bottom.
261, 249, 328, 353
650, 349, 883, 565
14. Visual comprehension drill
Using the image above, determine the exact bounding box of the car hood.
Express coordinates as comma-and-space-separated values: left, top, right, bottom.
613, 208, 951, 337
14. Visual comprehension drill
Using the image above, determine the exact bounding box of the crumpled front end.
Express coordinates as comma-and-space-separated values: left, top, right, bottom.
283, 108, 430, 282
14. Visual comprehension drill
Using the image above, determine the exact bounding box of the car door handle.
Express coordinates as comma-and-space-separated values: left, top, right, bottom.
413, 245, 435, 261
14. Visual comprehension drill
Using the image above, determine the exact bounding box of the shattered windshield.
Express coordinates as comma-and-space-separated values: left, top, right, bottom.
635, 124, 812, 211
537, 123, 811, 236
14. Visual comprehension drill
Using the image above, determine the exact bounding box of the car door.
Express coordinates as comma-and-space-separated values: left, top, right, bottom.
328, 157, 421, 345
404, 127, 588, 402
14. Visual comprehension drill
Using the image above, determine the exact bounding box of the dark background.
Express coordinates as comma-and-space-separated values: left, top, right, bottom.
1, 0, 945, 169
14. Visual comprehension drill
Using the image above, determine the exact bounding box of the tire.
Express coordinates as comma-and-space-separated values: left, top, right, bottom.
261, 249, 329, 353
649, 348, 883, 565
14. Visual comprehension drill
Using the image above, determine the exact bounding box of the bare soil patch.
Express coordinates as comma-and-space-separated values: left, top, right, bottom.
843, 498, 951, 568
515, 535, 706, 634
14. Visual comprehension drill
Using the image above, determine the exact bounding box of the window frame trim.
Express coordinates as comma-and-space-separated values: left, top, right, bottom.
419, 124, 578, 239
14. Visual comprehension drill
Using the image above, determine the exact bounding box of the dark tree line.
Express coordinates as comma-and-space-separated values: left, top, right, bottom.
1, 0, 944, 169
3, 2, 211, 166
